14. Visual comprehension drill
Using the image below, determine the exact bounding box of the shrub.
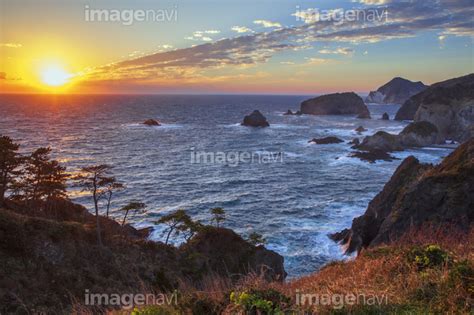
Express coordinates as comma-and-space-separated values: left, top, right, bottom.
408, 245, 450, 270
448, 260, 474, 291
130, 306, 176, 315
230, 288, 290, 314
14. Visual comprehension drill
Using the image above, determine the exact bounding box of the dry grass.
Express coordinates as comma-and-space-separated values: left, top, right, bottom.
282, 225, 474, 314
102, 226, 474, 314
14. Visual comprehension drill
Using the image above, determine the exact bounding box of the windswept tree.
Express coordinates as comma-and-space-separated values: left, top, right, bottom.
210, 207, 226, 228
247, 232, 267, 246
22, 147, 68, 203
0, 136, 23, 206
120, 201, 146, 226
157, 209, 194, 245
75, 164, 113, 246
179, 219, 203, 242
99, 177, 124, 218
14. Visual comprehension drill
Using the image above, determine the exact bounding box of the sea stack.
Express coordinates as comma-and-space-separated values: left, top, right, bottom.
241, 110, 270, 127
143, 119, 161, 126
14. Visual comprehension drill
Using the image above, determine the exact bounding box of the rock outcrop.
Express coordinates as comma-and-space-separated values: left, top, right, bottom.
395, 74, 474, 142
381, 112, 389, 120
355, 121, 443, 153
399, 121, 443, 147
355, 131, 404, 152
144, 119, 161, 126
184, 227, 286, 281
309, 136, 344, 144
349, 150, 398, 163
348, 138, 360, 146
242, 110, 270, 127
332, 138, 474, 253
300, 92, 370, 118
355, 126, 367, 133
366, 77, 427, 104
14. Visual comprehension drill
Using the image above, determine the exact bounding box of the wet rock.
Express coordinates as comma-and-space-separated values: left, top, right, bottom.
309, 136, 344, 144
349, 150, 398, 163
241, 110, 270, 127
143, 119, 161, 126
349, 138, 360, 146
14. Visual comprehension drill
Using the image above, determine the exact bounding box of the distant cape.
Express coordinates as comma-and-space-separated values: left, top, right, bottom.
366, 77, 427, 104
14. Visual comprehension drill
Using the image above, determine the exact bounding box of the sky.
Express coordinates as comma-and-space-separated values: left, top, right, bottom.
0, 0, 473, 94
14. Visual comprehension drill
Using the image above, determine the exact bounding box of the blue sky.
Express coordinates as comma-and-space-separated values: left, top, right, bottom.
1, 0, 473, 93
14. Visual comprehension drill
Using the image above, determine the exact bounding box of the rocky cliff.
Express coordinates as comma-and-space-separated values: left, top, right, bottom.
366, 77, 427, 104
333, 138, 474, 254
395, 74, 474, 142
300, 92, 370, 118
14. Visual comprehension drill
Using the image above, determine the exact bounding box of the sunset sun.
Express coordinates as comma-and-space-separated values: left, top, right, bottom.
40, 65, 72, 87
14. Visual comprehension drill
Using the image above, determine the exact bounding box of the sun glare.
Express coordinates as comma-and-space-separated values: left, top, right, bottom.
40, 65, 71, 87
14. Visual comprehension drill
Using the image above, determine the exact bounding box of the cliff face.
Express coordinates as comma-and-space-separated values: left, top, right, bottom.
366, 77, 427, 104
300, 92, 370, 118
333, 138, 474, 254
395, 74, 474, 142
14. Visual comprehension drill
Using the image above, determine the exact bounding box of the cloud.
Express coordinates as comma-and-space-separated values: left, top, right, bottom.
318, 47, 354, 55
231, 26, 254, 33
354, 0, 391, 4
85, 0, 474, 84
280, 61, 295, 65
185, 30, 220, 41
305, 58, 332, 65
253, 20, 282, 28
0, 43, 22, 48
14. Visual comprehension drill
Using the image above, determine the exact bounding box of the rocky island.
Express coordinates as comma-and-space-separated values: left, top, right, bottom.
300, 92, 371, 118
366, 77, 427, 104
241, 110, 270, 127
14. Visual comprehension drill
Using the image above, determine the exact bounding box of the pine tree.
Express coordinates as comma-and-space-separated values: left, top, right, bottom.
0, 136, 23, 206
75, 164, 114, 246
22, 147, 67, 203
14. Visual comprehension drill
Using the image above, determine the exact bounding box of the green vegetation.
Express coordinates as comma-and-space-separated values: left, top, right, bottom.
247, 231, 267, 246
120, 201, 147, 226
408, 244, 451, 270
0, 136, 22, 206
230, 289, 291, 314
156, 209, 195, 245
74, 164, 115, 246
210, 207, 225, 227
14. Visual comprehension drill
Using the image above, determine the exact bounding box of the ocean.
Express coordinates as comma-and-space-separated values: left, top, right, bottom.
0, 94, 454, 277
